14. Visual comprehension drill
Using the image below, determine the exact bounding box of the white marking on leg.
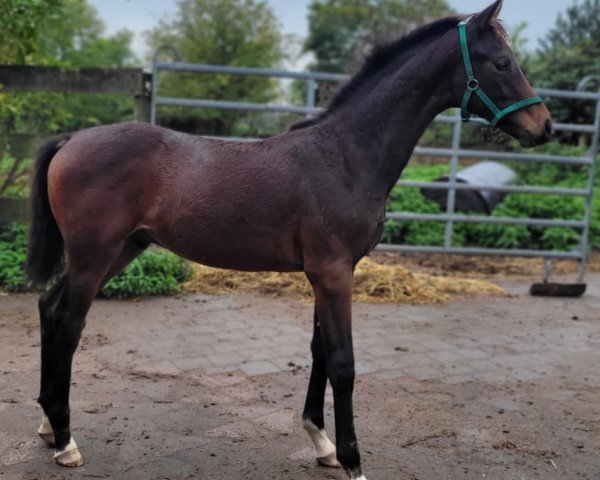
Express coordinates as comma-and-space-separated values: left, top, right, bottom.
303, 419, 340, 467
303, 419, 336, 458
349, 468, 367, 479
54, 436, 84, 467
37, 413, 55, 445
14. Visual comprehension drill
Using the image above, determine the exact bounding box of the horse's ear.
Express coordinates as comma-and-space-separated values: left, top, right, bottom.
472, 0, 503, 30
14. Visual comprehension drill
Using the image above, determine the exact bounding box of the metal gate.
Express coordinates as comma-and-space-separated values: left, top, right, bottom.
151, 59, 600, 282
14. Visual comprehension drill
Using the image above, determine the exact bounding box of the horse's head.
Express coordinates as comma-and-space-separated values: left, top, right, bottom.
452, 0, 552, 146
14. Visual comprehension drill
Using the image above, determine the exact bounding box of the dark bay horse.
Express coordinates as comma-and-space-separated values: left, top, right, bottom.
27, 1, 551, 478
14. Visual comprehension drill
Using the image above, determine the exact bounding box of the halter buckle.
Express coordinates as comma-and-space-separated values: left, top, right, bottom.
467, 78, 479, 91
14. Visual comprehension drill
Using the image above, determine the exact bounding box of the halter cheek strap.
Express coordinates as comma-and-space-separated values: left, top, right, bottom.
458, 19, 542, 127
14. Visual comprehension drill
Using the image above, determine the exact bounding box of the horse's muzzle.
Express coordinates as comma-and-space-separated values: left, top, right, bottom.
519, 117, 553, 147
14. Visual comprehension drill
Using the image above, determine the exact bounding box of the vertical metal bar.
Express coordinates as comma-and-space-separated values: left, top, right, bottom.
305, 77, 316, 119
543, 258, 553, 283
444, 110, 463, 248
133, 73, 151, 123
150, 62, 158, 124
577, 89, 600, 282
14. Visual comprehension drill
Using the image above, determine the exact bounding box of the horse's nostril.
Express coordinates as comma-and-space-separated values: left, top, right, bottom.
544, 118, 554, 136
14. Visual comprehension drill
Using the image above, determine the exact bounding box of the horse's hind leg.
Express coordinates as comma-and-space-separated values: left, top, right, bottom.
37, 275, 68, 447
37, 239, 130, 466
37, 271, 96, 466
37, 235, 147, 465
302, 308, 340, 468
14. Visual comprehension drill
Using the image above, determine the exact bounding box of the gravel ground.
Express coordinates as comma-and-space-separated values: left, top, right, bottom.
1, 272, 599, 480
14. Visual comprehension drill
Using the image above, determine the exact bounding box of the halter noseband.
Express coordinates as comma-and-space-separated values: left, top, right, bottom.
458, 19, 542, 127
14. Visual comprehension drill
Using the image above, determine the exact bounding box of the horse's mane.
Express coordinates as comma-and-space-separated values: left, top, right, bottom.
290, 15, 463, 131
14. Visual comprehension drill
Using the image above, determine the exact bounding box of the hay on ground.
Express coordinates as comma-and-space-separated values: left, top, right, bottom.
182, 257, 506, 304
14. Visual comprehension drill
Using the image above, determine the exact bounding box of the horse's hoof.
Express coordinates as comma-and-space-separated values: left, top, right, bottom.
317, 452, 341, 468
54, 438, 84, 467
37, 414, 55, 446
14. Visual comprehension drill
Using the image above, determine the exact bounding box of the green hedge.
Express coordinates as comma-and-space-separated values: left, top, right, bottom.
384, 143, 600, 251
102, 249, 191, 299
0, 223, 28, 291
0, 222, 190, 296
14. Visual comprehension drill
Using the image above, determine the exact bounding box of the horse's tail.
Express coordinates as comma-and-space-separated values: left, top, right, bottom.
27, 135, 71, 284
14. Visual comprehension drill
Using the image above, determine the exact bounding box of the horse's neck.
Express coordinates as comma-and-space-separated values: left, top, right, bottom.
324, 36, 456, 198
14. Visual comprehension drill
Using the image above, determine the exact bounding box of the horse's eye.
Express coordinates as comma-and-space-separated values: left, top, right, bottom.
494, 59, 511, 72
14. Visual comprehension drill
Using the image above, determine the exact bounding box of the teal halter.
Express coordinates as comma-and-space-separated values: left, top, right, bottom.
458, 19, 542, 126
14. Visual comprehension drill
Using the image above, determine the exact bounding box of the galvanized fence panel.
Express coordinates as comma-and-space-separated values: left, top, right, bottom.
151, 61, 600, 281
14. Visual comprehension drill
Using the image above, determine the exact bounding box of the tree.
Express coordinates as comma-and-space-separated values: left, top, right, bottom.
527, 0, 600, 143
0, 0, 62, 64
304, 0, 454, 74
1, 0, 137, 134
0, 0, 136, 197
146, 0, 286, 135
37, 0, 136, 68
297, 0, 454, 111
0, 0, 62, 196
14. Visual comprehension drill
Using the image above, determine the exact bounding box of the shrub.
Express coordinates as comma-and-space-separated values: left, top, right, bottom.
101, 248, 191, 299
0, 222, 28, 291
0, 223, 190, 297
385, 153, 599, 252
384, 188, 446, 246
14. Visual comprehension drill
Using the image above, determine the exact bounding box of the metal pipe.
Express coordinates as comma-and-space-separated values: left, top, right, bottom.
156, 97, 317, 115
150, 62, 158, 124
577, 87, 600, 282
376, 244, 584, 260
413, 147, 593, 165
386, 212, 585, 228
443, 109, 462, 248
305, 78, 317, 119
396, 181, 588, 196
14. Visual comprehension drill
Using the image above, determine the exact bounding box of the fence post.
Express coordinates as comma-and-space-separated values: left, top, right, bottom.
577, 85, 600, 282
305, 77, 316, 118
443, 110, 463, 248
134, 72, 152, 123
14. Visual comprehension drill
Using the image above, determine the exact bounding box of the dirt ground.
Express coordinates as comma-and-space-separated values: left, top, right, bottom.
1, 259, 600, 480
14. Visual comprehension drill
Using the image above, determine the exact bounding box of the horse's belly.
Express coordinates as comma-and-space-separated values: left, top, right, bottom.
154, 222, 303, 273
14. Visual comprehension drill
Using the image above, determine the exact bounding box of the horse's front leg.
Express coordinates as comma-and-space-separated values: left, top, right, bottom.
306, 260, 366, 480
302, 308, 340, 467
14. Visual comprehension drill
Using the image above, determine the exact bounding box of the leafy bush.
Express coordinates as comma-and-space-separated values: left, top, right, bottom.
385, 152, 599, 252
0, 223, 28, 291
101, 249, 191, 299
385, 187, 447, 247
0, 223, 190, 297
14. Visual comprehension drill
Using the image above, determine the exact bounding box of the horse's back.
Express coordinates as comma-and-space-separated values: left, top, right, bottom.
47, 123, 308, 271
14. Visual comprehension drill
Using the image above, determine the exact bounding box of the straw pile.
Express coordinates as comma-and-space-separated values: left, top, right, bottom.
182, 257, 506, 304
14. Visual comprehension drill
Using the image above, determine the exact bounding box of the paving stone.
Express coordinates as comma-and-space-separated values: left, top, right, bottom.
442, 374, 477, 384
401, 364, 443, 381
426, 349, 465, 364
240, 360, 281, 376
96, 281, 600, 390
455, 347, 490, 360
241, 347, 277, 362
437, 361, 476, 376
203, 364, 239, 374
